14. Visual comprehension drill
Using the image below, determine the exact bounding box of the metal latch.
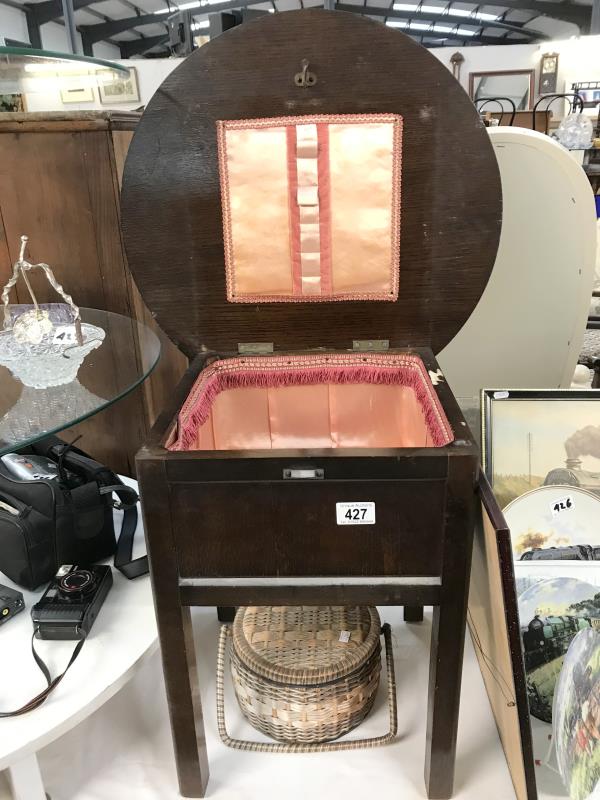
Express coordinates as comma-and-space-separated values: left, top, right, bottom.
352, 340, 390, 352
283, 468, 324, 480
238, 342, 274, 355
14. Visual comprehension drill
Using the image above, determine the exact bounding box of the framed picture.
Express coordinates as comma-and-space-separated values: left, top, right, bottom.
60, 85, 95, 104
469, 69, 535, 111
572, 81, 600, 109
0, 93, 26, 112
98, 68, 139, 105
482, 389, 600, 511
539, 53, 559, 95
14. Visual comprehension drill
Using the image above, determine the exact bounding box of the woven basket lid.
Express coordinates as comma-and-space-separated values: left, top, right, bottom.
232, 606, 381, 686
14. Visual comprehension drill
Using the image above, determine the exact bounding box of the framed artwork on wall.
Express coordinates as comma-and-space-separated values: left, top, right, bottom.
0, 93, 26, 112
469, 70, 535, 111
98, 68, 139, 105
539, 53, 559, 95
60, 85, 95, 104
481, 389, 600, 510
571, 81, 600, 109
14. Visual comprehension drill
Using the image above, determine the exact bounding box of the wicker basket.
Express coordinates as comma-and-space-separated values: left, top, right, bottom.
216, 605, 397, 753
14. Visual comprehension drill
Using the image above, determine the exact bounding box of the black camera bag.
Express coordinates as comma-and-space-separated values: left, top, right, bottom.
0, 435, 147, 590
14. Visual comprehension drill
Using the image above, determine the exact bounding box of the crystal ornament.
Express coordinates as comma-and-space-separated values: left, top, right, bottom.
555, 113, 593, 150
0, 236, 104, 388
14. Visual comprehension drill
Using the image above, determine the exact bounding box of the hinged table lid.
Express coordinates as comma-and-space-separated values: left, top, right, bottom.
121, 9, 501, 359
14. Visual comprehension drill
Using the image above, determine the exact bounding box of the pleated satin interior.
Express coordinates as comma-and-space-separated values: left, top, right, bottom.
168, 354, 453, 452
193, 382, 435, 450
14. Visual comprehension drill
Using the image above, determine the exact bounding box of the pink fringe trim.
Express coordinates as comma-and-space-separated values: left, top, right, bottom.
168, 354, 454, 452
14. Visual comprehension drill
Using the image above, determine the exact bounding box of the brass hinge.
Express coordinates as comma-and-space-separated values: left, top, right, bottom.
352, 339, 390, 352
237, 342, 274, 355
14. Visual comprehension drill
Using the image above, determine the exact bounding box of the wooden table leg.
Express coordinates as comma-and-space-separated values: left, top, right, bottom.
217, 606, 236, 622
137, 457, 209, 798
424, 457, 476, 800
403, 606, 423, 623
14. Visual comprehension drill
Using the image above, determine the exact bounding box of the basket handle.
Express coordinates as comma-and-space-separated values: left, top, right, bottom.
216, 622, 397, 753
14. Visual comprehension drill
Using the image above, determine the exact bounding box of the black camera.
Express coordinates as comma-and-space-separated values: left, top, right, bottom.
0, 583, 25, 626
31, 564, 112, 640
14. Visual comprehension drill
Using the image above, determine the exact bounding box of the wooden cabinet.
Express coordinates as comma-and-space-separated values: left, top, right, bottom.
0, 111, 187, 474
120, 10, 512, 799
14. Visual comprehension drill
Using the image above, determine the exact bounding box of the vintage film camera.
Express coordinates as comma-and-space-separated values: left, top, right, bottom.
32, 564, 112, 640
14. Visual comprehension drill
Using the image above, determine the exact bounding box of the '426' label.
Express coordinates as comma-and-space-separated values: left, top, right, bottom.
550, 495, 574, 517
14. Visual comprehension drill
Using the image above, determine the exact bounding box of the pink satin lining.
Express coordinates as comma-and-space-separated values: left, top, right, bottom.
216, 114, 402, 303
194, 383, 434, 450
167, 353, 453, 452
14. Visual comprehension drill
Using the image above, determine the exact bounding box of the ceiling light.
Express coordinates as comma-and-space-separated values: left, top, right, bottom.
409, 21, 430, 30
386, 19, 408, 27
477, 11, 498, 20
393, 3, 418, 11
448, 8, 470, 16
433, 24, 454, 32
420, 4, 445, 11
456, 27, 476, 35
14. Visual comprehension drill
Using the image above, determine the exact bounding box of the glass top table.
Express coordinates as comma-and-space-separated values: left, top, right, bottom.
0, 46, 130, 102
0, 308, 160, 455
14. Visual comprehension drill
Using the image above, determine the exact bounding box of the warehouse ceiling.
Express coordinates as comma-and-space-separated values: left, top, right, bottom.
1, 0, 596, 58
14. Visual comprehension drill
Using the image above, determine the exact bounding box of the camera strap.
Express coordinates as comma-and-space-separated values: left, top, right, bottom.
0, 632, 85, 717
100, 483, 148, 579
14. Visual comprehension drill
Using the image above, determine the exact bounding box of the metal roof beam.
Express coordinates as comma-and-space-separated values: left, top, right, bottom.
375, 24, 523, 43
79, 12, 158, 42
119, 32, 168, 56
150, 0, 271, 16
79, 0, 269, 43
336, 3, 545, 38
23, 0, 97, 26
482, 0, 590, 31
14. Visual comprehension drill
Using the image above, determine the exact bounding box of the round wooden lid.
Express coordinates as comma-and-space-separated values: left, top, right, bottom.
121, 10, 501, 358
232, 606, 381, 686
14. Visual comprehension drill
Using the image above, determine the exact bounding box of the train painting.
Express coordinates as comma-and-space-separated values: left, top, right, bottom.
523, 614, 594, 722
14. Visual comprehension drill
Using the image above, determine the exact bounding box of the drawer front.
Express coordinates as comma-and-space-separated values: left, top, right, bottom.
169, 479, 445, 578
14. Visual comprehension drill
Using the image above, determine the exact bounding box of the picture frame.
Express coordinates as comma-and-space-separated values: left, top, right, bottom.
98, 68, 139, 105
481, 389, 600, 511
539, 53, 559, 95
469, 69, 535, 111
571, 81, 600, 109
0, 93, 26, 112
60, 85, 95, 104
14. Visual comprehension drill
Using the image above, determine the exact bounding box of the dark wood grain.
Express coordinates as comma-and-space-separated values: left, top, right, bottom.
425, 452, 477, 799
404, 606, 424, 622
136, 456, 209, 797
172, 478, 446, 578
121, 9, 502, 359
179, 582, 441, 607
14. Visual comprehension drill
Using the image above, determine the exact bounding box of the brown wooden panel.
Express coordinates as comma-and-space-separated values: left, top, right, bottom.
121, 9, 502, 359
0, 202, 12, 296
170, 478, 445, 578
0, 117, 186, 472
0, 130, 105, 306
111, 128, 189, 426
